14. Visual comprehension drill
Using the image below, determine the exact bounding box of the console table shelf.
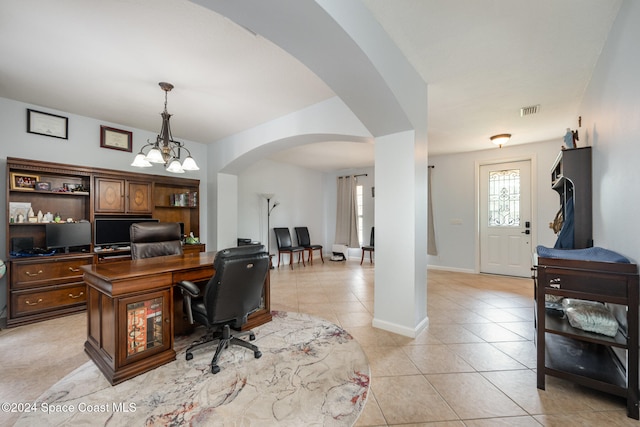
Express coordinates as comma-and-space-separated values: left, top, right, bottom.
534, 256, 639, 419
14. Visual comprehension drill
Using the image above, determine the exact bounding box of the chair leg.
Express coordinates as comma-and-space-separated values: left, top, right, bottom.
185, 329, 221, 360
319, 248, 324, 263
360, 250, 365, 265
370, 250, 374, 263
277, 251, 281, 268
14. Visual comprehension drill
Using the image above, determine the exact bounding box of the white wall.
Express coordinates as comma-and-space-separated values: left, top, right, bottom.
0, 97, 208, 317
578, 0, 640, 264
237, 159, 326, 257
427, 139, 562, 272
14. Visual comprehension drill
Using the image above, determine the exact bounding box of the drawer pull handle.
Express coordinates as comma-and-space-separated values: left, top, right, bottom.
68, 291, 84, 299
25, 270, 43, 277
69, 267, 81, 272
25, 298, 43, 306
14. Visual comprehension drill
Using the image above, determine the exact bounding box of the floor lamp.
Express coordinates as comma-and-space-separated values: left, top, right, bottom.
261, 193, 279, 268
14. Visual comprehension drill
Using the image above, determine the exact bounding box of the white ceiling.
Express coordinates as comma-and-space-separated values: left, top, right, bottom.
0, 0, 621, 171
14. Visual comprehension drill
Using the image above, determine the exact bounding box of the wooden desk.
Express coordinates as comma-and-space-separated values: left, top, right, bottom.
82, 252, 272, 385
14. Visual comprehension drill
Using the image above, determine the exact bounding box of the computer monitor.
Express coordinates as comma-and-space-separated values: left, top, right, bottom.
45, 222, 91, 253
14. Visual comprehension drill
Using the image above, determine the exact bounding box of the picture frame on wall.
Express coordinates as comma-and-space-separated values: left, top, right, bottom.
27, 109, 68, 139
10, 172, 39, 190
100, 125, 132, 152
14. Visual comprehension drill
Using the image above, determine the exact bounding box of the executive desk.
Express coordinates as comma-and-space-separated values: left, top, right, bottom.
81, 252, 272, 385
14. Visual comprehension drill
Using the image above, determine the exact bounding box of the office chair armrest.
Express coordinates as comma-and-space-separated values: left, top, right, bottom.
177, 280, 200, 297
177, 280, 200, 325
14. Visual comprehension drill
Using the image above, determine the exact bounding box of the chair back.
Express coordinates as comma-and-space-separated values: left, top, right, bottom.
369, 227, 375, 247
273, 227, 293, 248
130, 222, 183, 260
294, 227, 311, 247
204, 245, 269, 328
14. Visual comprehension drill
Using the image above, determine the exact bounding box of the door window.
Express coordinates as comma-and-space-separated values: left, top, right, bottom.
488, 169, 520, 227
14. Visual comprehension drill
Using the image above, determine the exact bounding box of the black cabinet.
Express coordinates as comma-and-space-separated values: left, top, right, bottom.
550, 147, 592, 248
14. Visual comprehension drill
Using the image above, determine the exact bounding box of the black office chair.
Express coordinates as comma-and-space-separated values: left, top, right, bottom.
361, 227, 374, 265
177, 245, 269, 374
130, 222, 183, 260
273, 227, 305, 269
295, 226, 324, 264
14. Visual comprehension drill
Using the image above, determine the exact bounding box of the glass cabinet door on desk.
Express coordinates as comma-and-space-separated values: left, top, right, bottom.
119, 290, 172, 365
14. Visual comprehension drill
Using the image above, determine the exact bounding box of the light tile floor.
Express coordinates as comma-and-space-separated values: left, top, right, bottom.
1, 260, 637, 426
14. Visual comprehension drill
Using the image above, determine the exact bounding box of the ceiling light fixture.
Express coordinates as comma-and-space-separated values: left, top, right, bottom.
490, 133, 511, 148
131, 82, 199, 173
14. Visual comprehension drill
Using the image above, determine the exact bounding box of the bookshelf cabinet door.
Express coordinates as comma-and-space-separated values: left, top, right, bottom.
95, 177, 125, 213
126, 181, 152, 214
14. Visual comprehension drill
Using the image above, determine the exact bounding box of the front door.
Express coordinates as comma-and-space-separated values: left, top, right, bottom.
479, 160, 532, 277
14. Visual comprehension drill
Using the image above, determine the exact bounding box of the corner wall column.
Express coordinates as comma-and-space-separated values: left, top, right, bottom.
373, 130, 428, 337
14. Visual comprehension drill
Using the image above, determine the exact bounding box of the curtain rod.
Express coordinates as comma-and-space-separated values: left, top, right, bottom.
338, 173, 368, 178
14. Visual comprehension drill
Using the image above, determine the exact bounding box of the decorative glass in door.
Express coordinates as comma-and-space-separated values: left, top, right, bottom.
488, 169, 520, 226
126, 297, 164, 357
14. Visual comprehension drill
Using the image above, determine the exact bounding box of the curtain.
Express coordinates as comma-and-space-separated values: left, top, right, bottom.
335, 175, 360, 247
427, 166, 438, 255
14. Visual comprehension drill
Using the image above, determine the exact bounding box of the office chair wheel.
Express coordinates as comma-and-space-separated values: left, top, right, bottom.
212, 365, 221, 374
254, 350, 262, 359
249, 332, 256, 341
186, 352, 193, 361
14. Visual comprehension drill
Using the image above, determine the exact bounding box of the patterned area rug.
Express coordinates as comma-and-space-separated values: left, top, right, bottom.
17, 311, 369, 426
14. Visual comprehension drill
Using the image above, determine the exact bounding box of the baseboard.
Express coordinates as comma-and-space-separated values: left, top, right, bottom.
427, 264, 475, 274
372, 315, 429, 338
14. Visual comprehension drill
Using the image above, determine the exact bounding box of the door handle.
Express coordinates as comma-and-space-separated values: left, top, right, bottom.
521, 230, 530, 234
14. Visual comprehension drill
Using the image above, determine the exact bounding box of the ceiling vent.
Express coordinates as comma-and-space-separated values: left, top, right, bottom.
520, 104, 540, 117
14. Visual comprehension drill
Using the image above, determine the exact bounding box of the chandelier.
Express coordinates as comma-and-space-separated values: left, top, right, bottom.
131, 82, 199, 173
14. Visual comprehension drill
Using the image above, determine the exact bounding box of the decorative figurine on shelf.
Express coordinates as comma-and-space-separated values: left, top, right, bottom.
54, 212, 62, 223
563, 128, 579, 149
37, 210, 43, 223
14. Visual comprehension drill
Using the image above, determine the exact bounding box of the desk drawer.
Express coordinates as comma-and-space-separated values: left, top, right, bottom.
173, 266, 213, 283
11, 283, 87, 317
12, 256, 93, 289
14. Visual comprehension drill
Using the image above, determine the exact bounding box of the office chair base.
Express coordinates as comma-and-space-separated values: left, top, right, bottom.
185, 325, 261, 374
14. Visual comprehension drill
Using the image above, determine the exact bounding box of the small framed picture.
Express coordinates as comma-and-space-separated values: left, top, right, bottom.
63, 183, 81, 192
100, 125, 132, 152
35, 182, 51, 191
27, 109, 68, 139
10, 172, 39, 190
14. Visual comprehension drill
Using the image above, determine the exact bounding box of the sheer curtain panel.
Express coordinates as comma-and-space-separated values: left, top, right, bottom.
428, 166, 438, 255
335, 175, 360, 247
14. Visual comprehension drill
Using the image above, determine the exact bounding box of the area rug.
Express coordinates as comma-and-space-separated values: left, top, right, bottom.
17, 311, 369, 426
